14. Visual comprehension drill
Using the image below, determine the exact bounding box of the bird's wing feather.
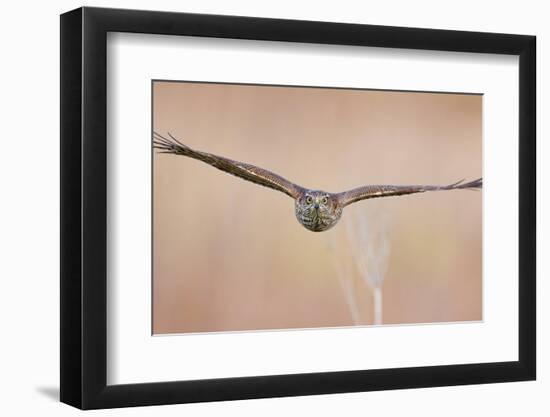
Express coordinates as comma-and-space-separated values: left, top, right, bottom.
336, 178, 482, 207
153, 132, 304, 199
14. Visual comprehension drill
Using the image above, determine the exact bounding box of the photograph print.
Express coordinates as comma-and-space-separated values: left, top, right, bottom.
152, 80, 482, 335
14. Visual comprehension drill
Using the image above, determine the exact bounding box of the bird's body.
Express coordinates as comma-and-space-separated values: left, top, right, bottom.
295, 191, 342, 232
153, 132, 482, 232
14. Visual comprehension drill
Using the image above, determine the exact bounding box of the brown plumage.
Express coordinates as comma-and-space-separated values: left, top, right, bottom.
154, 132, 482, 232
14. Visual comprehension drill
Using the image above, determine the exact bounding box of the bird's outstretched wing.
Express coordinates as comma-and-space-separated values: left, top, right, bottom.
153, 132, 304, 199
336, 178, 482, 207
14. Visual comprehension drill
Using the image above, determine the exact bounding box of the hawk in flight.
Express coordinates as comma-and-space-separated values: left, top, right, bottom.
154, 132, 482, 232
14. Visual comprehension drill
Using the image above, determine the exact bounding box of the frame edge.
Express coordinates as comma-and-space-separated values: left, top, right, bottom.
518, 34, 536, 380
60, 7, 84, 409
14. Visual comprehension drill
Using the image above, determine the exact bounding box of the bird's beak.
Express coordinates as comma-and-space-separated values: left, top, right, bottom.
314, 197, 320, 210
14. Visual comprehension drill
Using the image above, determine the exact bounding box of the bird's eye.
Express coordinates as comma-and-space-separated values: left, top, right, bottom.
306, 196, 313, 204
322, 196, 328, 205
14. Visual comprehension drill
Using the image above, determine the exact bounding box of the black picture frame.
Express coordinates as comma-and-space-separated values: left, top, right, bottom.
60, 6, 536, 410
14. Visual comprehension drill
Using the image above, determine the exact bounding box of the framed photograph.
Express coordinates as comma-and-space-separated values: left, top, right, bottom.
60, 6, 536, 409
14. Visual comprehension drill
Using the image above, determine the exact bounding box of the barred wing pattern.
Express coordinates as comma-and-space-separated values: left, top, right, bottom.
336, 178, 482, 207
153, 132, 304, 199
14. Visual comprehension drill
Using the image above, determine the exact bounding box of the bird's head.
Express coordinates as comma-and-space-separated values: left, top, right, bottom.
295, 190, 342, 232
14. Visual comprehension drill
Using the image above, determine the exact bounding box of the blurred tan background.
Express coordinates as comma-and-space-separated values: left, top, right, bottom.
153, 81, 482, 334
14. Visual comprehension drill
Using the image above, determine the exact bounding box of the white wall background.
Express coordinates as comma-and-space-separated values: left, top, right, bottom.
0, 1, 545, 415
